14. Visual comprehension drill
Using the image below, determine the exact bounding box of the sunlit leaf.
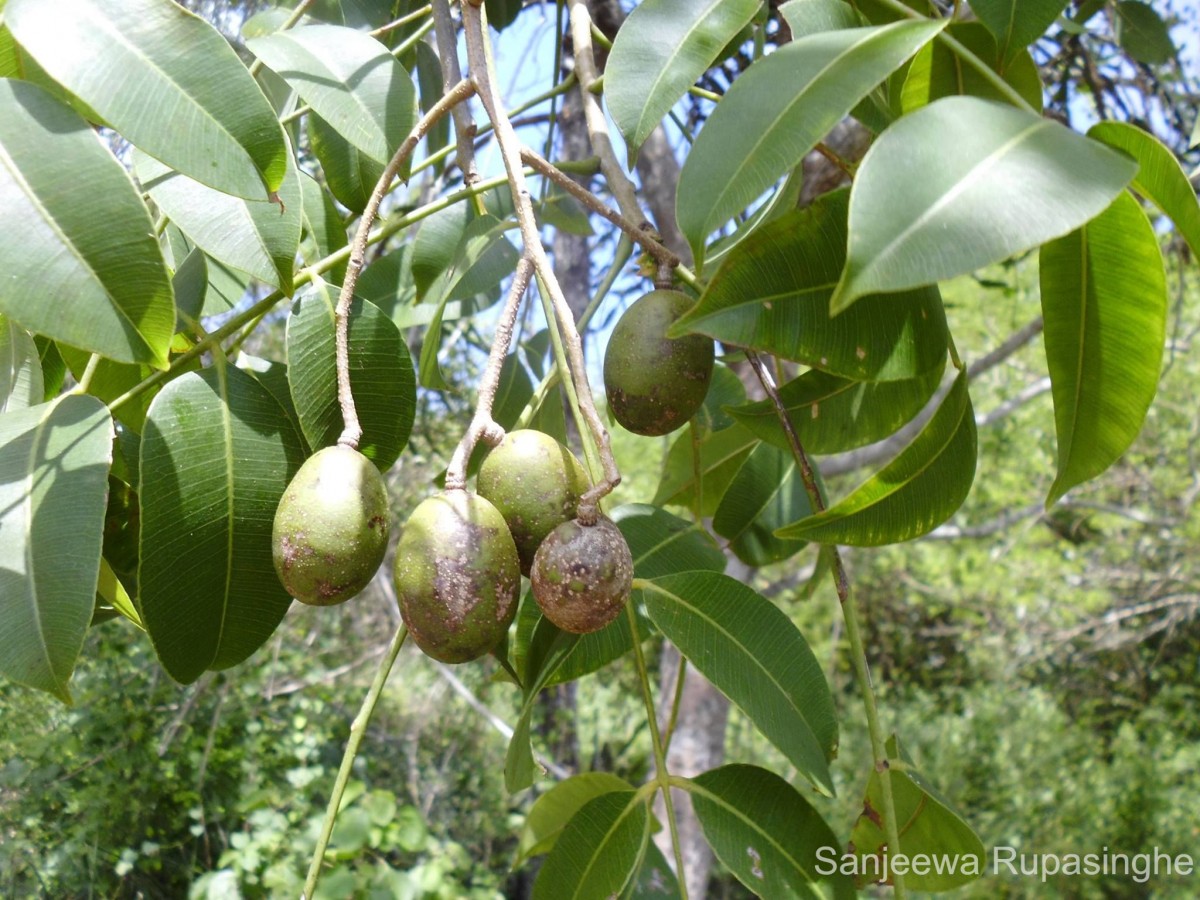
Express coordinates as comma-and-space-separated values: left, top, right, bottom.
1040, 191, 1166, 506
900, 23, 1042, 113
308, 111, 384, 215
653, 424, 758, 516
6, 0, 288, 197
831, 96, 1136, 313
777, 369, 976, 546
677, 20, 945, 268
299, 172, 348, 284
970, 0, 1067, 66
606, 0, 761, 155
532, 791, 649, 900
138, 364, 305, 684
0, 80, 174, 368
517, 772, 635, 864
779, 0, 860, 38
0, 395, 113, 702
642, 572, 837, 793
0, 315, 41, 413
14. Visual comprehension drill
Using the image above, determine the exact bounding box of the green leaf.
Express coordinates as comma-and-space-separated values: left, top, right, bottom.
309, 112, 384, 215
34, 337, 66, 403
970, 0, 1067, 66
412, 203, 471, 300
1039, 191, 1166, 506
777, 369, 976, 546
900, 23, 1042, 113
677, 20, 945, 268
850, 736, 985, 891
0, 316, 41, 412
653, 424, 758, 516
5, 0, 288, 197
135, 149, 302, 295
688, 765, 854, 899
653, 424, 756, 515
248, 25, 417, 164
96, 557, 143, 631
517, 772, 635, 864
1089, 121, 1200, 259
299, 173, 348, 285
605, 0, 762, 156
236, 353, 308, 455
506, 628, 579, 792
0, 80, 174, 368
779, 0, 860, 38
1114, 0, 1175, 64
0, 395, 113, 702
57, 346, 166, 435
625, 841, 682, 899
138, 364, 306, 684
673, 190, 949, 381
414, 42, 451, 171
285, 282, 415, 471
713, 443, 812, 566
172, 248, 209, 329
831, 96, 1137, 313
642, 572, 837, 793
532, 791, 649, 900
356, 245, 417, 321
727, 362, 945, 455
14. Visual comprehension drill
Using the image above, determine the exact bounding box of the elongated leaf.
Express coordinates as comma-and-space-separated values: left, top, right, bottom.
309, 112, 383, 215
900, 22, 1042, 113
713, 442, 811, 566
642, 572, 837, 793
532, 791, 649, 900
414, 41, 450, 171
1114, 0, 1175, 64
831, 97, 1136, 312
677, 20, 945, 268
971, 0, 1067, 66
780, 0, 860, 37
0, 395, 113, 702
248, 25, 417, 164
688, 765, 854, 898
136, 150, 301, 295
6, 0, 287, 197
1089, 121, 1200, 259
412, 203, 472, 300
778, 370, 975, 545
299, 172, 348, 284
0, 316, 41, 412
606, 0, 761, 155
654, 424, 758, 515
1039, 191, 1165, 506
286, 283, 415, 471
35, 338, 66, 403
57, 345, 168, 435
0, 80, 174, 368
506, 627, 580, 792
518, 773, 635, 864
850, 737, 985, 891
138, 364, 305, 684
727, 363, 945, 455
626, 841, 681, 899
673, 190, 948, 381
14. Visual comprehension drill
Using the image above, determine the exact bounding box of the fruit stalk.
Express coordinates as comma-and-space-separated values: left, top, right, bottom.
461, 0, 620, 523
334, 76, 477, 449
745, 350, 908, 900
444, 257, 534, 490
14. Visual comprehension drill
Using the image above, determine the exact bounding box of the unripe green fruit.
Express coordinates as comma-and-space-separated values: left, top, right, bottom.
603, 289, 715, 437
531, 515, 634, 634
477, 429, 590, 575
394, 490, 520, 663
272, 445, 389, 606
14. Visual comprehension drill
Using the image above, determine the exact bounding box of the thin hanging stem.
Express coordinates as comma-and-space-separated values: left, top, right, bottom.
301, 624, 408, 899
744, 350, 909, 900
334, 77, 477, 449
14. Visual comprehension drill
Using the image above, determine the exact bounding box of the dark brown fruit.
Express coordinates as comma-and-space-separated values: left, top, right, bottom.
393, 490, 520, 663
603, 289, 715, 436
531, 515, 634, 634
272, 445, 390, 606
477, 429, 590, 575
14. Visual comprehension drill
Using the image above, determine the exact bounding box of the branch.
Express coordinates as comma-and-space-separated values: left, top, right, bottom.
335, 77, 477, 449
432, 0, 482, 189
461, 0, 621, 523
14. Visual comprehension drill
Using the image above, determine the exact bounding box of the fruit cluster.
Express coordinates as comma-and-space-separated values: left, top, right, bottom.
269, 289, 714, 665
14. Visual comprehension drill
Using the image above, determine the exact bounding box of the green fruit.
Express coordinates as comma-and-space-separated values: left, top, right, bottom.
531, 516, 633, 634
477, 429, 590, 575
603, 289, 715, 437
394, 490, 520, 663
273, 445, 390, 606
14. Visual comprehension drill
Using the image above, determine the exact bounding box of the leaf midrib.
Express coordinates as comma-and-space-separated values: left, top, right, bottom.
566, 795, 646, 900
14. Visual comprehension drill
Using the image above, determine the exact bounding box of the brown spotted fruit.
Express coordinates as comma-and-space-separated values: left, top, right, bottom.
477, 429, 590, 575
603, 289, 715, 437
272, 445, 390, 606
531, 515, 634, 634
394, 490, 520, 663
